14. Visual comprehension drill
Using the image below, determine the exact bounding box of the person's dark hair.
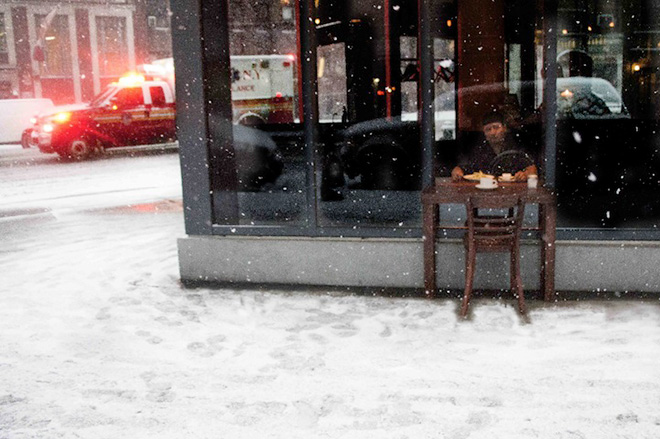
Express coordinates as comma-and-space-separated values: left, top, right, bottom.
481, 111, 506, 127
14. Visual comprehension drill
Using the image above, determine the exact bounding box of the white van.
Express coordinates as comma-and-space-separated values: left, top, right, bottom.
0, 98, 54, 145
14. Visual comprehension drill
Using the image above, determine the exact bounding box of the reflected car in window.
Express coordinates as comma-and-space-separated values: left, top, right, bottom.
330, 76, 654, 225
331, 110, 454, 193
232, 124, 284, 191
556, 76, 629, 119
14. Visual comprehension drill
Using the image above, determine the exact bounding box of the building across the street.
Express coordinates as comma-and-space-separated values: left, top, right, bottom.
172, 0, 660, 296
0, 0, 171, 104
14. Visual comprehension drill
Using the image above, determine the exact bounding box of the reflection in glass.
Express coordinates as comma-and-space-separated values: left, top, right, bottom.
36, 14, 71, 77
315, 1, 425, 228
556, 0, 660, 228
96, 16, 128, 77
430, 0, 545, 226
0, 14, 8, 64
212, 0, 305, 226
318, 43, 347, 123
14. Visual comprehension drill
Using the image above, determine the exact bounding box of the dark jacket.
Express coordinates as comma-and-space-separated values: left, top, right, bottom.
457, 133, 536, 175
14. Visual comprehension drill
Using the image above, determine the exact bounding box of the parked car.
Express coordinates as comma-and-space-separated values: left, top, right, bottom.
0, 98, 54, 147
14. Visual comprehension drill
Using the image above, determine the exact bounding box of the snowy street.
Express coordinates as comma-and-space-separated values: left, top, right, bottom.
1, 144, 660, 438
0, 143, 181, 216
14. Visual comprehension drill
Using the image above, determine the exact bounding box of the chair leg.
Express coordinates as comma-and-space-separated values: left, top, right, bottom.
461, 246, 476, 317
510, 250, 516, 293
511, 247, 526, 314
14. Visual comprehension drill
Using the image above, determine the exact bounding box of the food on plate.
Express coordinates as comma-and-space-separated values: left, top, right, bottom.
463, 171, 494, 181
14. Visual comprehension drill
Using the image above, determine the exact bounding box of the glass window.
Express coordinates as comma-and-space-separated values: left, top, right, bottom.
0, 13, 8, 64
210, 0, 304, 227
149, 86, 166, 106
317, 43, 347, 123
556, 0, 660, 228
431, 0, 458, 181
452, 0, 545, 146
314, 1, 425, 229
114, 87, 144, 107
432, 0, 545, 227
96, 16, 128, 77
36, 14, 71, 77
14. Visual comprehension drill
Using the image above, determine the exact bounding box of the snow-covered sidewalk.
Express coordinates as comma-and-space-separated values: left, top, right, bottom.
1, 203, 660, 438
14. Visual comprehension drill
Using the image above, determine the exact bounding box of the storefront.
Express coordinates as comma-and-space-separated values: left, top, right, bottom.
0, 0, 168, 104
173, 0, 660, 294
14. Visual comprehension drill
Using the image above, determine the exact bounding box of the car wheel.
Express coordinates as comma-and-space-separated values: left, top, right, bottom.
21, 130, 31, 149
64, 138, 92, 160
238, 113, 266, 127
93, 142, 106, 156
361, 150, 406, 190
377, 159, 404, 190
321, 155, 345, 201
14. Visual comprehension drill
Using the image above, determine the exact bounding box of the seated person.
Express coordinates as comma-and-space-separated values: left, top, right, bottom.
451, 112, 538, 182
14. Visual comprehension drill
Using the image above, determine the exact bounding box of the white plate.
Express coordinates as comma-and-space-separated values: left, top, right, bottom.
464, 174, 494, 181
475, 183, 498, 190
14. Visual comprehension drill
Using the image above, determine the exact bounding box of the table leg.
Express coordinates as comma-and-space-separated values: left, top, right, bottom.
540, 202, 557, 301
423, 201, 437, 298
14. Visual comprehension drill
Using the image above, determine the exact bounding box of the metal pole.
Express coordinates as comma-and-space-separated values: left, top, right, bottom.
170, 0, 214, 234
298, 0, 319, 230
543, 0, 558, 188
419, 0, 434, 188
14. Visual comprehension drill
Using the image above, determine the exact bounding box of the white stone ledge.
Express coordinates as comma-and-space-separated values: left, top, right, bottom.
178, 236, 660, 293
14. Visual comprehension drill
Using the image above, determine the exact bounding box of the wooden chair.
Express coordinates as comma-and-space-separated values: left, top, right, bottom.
461, 195, 526, 317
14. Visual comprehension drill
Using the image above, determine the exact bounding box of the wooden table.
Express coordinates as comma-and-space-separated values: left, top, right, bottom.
422, 178, 557, 301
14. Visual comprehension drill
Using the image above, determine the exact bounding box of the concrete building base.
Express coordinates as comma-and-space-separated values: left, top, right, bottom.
178, 236, 660, 294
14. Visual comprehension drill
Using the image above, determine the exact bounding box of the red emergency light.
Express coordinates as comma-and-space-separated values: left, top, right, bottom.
283, 53, 295, 67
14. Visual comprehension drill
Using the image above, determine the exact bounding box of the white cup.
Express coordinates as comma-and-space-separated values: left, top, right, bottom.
501, 173, 512, 181
527, 174, 538, 189
480, 176, 497, 188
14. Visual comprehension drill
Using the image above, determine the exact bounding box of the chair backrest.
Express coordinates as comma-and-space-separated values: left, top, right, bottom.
466, 195, 525, 241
